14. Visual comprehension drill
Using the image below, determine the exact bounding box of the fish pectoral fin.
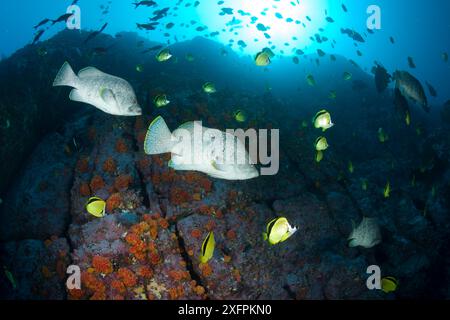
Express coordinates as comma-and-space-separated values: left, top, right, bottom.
211, 160, 226, 172
100, 88, 118, 107
69, 89, 85, 103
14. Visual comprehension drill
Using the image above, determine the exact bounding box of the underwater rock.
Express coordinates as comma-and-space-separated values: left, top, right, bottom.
0, 238, 70, 299
0, 132, 76, 241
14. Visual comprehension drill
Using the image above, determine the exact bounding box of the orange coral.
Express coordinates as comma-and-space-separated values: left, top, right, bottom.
130, 221, 150, 235
192, 193, 201, 201
205, 220, 216, 232
158, 218, 169, 229
194, 285, 205, 296
115, 138, 128, 153
79, 182, 91, 197
125, 232, 140, 246
76, 158, 89, 173
232, 269, 241, 283
111, 280, 126, 294
117, 268, 137, 287
68, 289, 84, 300
198, 205, 213, 215
137, 266, 153, 279
169, 270, 188, 281
149, 252, 160, 266
170, 187, 192, 205
106, 193, 122, 212
152, 155, 163, 167
102, 157, 117, 173
226, 230, 237, 240
168, 286, 185, 300
138, 157, 151, 171
114, 175, 133, 191
92, 255, 113, 275
90, 175, 105, 192
199, 263, 213, 277
199, 178, 213, 193
82, 272, 105, 295
90, 290, 106, 300
191, 229, 202, 239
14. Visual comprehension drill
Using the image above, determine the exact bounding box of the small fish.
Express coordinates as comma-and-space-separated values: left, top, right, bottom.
255, 49, 271, 66
381, 276, 398, 293
329, 90, 337, 99
34, 18, 51, 30
442, 52, 449, 63
393, 71, 428, 112
313, 110, 334, 131
348, 217, 381, 249
136, 22, 159, 31
202, 82, 216, 94
263, 217, 298, 245
372, 63, 391, 93
185, 53, 195, 62
348, 161, 354, 174
133, 0, 157, 8
200, 231, 215, 263
315, 150, 324, 163
156, 49, 172, 62
315, 136, 329, 151
135, 64, 144, 73
3, 266, 17, 290
154, 94, 170, 108
51, 13, 74, 25
378, 128, 389, 143
361, 179, 368, 191
340, 28, 365, 42
343, 71, 352, 81
425, 82, 437, 97
234, 110, 247, 123
306, 74, 316, 86
407, 56, 416, 68
405, 109, 411, 126
86, 197, 106, 218
53, 62, 142, 116
301, 120, 308, 128
32, 29, 45, 45
384, 181, 391, 198
411, 174, 416, 187
84, 23, 108, 44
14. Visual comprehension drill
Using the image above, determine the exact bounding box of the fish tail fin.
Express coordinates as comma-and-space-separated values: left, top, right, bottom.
53, 62, 78, 88
144, 116, 175, 155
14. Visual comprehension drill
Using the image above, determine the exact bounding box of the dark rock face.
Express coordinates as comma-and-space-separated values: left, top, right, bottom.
0, 132, 76, 241
0, 238, 70, 300
1, 31, 450, 300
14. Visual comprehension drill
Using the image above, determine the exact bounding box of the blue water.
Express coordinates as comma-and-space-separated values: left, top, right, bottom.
1, 0, 449, 105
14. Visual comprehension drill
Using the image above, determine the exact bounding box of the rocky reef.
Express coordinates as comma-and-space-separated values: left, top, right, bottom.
1, 30, 450, 300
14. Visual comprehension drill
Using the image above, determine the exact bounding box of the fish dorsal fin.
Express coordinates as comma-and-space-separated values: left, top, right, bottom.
78, 66, 107, 78
178, 121, 196, 131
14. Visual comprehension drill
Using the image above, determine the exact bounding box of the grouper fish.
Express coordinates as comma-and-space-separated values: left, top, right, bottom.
53, 62, 142, 116
393, 71, 429, 112
144, 116, 259, 180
